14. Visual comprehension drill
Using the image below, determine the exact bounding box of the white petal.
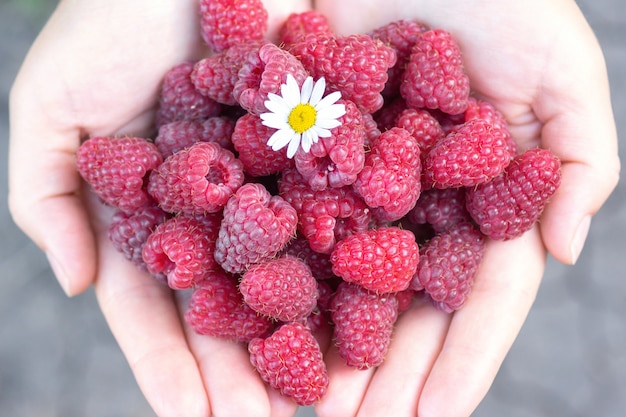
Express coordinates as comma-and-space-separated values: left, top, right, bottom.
260, 113, 290, 130
318, 103, 346, 120
300, 76, 314, 103
264, 94, 292, 115
315, 91, 342, 112
313, 126, 332, 138
267, 128, 296, 148
301, 130, 317, 153
315, 118, 342, 129
286, 133, 302, 158
309, 77, 326, 106
282, 74, 301, 106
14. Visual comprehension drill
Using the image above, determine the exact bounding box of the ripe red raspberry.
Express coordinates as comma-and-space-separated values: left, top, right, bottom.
108, 205, 169, 271
185, 270, 274, 342
294, 99, 365, 191
147, 142, 244, 215
240, 256, 319, 322
155, 116, 236, 158
289, 32, 397, 113
373, 96, 407, 131
330, 281, 399, 369
354, 127, 422, 222
331, 227, 419, 293
249, 322, 329, 406
369, 19, 429, 97
395, 107, 445, 155
407, 187, 471, 233
214, 183, 298, 273
191, 41, 265, 106
400, 29, 470, 115
395, 289, 417, 314
233, 43, 308, 115
281, 235, 335, 281
361, 111, 382, 148
465, 147, 562, 240
155, 61, 221, 128
411, 222, 486, 312
142, 214, 221, 290
278, 11, 333, 48
76, 136, 162, 212
423, 119, 511, 189
199, 0, 268, 53
231, 113, 294, 177
464, 97, 518, 158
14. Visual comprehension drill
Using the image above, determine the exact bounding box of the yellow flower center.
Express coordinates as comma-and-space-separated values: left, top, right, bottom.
288, 103, 317, 134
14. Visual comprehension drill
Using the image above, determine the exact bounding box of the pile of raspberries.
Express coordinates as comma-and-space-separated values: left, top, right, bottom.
76, 0, 562, 406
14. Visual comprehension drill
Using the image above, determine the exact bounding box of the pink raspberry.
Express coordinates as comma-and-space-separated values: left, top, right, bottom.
76, 136, 162, 212
249, 322, 329, 406
155, 61, 221, 128
369, 19, 429, 97
465, 147, 562, 240
423, 119, 511, 189
231, 113, 294, 177
281, 235, 335, 281
289, 32, 397, 113
411, 222, 486, 312
354, 127, 422, 221
407, 187, 471, 233
464, 97, 518, 158
331, 227, 419, 294
155, 116, 236, 158
240, 256, 319, 322
214, 183, 298, 273
185, 270, 275, 342
280, 168, 371, 254
361, 111, 382, 148
108, 205, 169, 272
199, 0, 268, 53
191, 41, 265, 106
142, 214, 221, 290
400, 29, 470, 115
147, 142, 244, 215
294, 99, 365, 191
278, 11, 333, 48
330, 281, 399, 369
373, 96, 407, 131
395, 289, 417, 314
395, 107, 445, 155
233, 43, 308, 115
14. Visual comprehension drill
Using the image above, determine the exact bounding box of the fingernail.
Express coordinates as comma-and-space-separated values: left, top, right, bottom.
570, 215, 591, 265
45, 251, 73, 297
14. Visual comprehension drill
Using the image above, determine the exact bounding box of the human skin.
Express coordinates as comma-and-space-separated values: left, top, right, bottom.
8, 0, 619, 416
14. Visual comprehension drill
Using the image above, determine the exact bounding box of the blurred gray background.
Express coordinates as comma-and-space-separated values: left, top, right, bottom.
1, 0, 624, 416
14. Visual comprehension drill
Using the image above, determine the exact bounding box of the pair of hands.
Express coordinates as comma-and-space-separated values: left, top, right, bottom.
8, 0, 619, 416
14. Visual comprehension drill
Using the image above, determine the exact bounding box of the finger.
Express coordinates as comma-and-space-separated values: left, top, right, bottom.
355, 297, 451, 417
314, 345, 375, 417
91, 213, 209, 417
418, 228, 546, 417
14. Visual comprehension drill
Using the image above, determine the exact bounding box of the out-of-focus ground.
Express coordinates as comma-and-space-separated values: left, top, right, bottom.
1, 1, 625, 416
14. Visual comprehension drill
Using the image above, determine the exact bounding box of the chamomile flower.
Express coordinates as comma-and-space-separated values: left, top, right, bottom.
260, 74, 346, 158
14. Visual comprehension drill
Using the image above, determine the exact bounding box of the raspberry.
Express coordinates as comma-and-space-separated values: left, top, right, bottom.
214, 183, 298, 273
411, 222, 486, 312
361, 111, 382, 148
155, 116, 236, 158
289, 32, 397, 113
278, 11, 333, 48
142, 214, 221, 290
108, 205, 169, 271
155, 61, 221, 128
423, 119, 511, 189
464, 97, 518, 158
147, 142, 244, 215
294, 99, 365, 191
199, 0, 268, 53
249, 322, 329, 406
395, 107, 445, 155
400, 29, 470, 115
331, 227, 419, 293
185, 270, 275, 342
191, 41, 265, 106
76, 136, 162, 212
373, 96, 407, 131
395, 289, 417, 314
465, 147, 562, 240
240, 255, 319, 322
369, 19, 429, 97
231, 113, 294, 177
233, 43, 308, 115
281, 235, 335, 281
407, 187, 471, 233
330, 281, 399, 369
354, 127, 422, 221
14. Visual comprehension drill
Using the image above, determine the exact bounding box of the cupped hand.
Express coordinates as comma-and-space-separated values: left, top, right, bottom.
8, 0, 311, 416
313, 0, 619, 416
